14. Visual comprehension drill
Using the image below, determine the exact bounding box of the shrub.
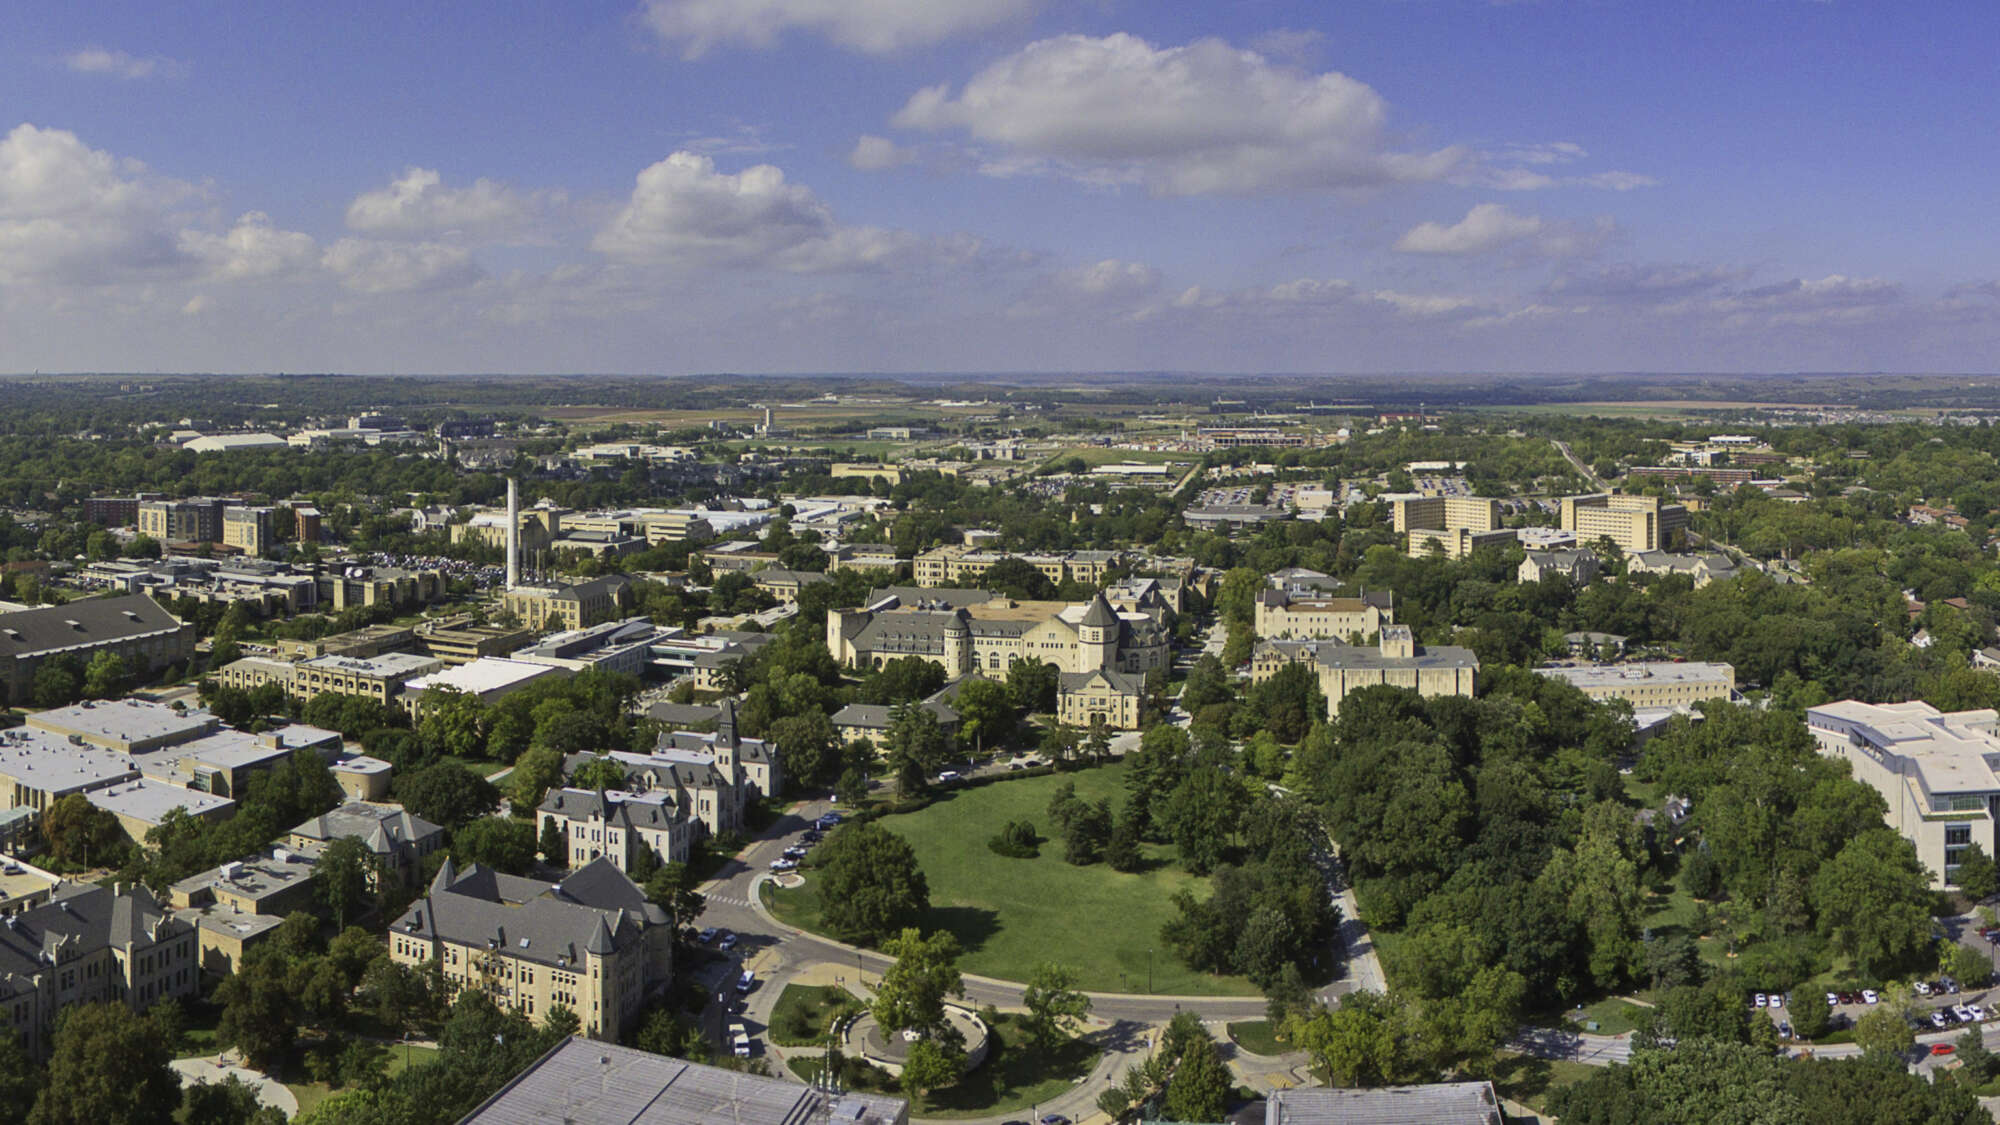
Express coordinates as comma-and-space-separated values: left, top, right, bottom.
988, 819, 1041, 859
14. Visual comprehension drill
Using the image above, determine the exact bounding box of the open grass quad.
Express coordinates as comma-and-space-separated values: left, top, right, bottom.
768, 760, 1260, 996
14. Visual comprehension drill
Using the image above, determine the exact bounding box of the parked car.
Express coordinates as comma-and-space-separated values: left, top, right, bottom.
718, 932, 738, 951
1862, 989, 1879, 1005
737, 970, 755, 993
729, 1023, 751, 1058
1932, 1011, 1951, 1029
1767, 993, 1783, 1008
1941, 977, 1961, 994
770, 858, 798, 872
1933, 1043, 1957, 1056
1778, 1021, 1793, 1039
1970, 1003, 1988, 1021
1955, 1004, 1976, 1023
698, 927, 719, 944
1825, 992, 1841, 1009
1754, 993, 1768, 1008
937, 770, 961, 784
1915, 981, 1933, 997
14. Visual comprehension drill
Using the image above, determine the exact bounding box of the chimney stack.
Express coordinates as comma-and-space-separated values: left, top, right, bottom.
505, 478, 519, 591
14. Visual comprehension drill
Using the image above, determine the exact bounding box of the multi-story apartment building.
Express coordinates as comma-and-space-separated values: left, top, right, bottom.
1807, 700, 2000, 889
0, 882, 200, 1055
220, 506, 275, 555
137, 498, 230, 544
1252, 626, 1479, 716
1386, 494, 1518, 559
388, 857, 672, 1039
1561, 493, 1688, 553
1536, 661, 1736, 710
828, 588, 1170, 679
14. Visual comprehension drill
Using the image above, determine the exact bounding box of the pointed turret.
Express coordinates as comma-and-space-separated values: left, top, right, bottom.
429, 855, 458, 895
1080, 592, 1117, 628
585, 915, 616, 956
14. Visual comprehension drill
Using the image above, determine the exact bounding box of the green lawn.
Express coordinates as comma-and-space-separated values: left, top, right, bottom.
767, 984, 860, 1046
1491, 1051, 1599, 1115
916, 1016, 1101, 1120
1227, 1020, 1290, 1056
767, 762, 1258, 995
1568, 998, 1649, 1036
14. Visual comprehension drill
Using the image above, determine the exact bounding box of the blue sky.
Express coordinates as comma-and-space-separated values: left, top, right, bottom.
2, 1, 1995, 375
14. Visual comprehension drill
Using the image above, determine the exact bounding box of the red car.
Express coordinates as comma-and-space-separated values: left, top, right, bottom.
1932, 1043, 1957, 1056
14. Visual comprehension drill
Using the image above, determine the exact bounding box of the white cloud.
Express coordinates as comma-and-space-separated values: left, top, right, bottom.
592, 151, 961, 273
890, 33, 1464, 196
847, 135, 915, 171
1395, 203, 1611, 258
181, 295, 211, 316
640, 0, 1035, 56
63, 48, 182, 80
180, 212, 318, 281
1396, 204, 1546, 255
321, 238, 482, 294
1470, 142, 1656, 192
1058, 259, 1161, 299
345, 167, 551, 241
0, 123, 195, 284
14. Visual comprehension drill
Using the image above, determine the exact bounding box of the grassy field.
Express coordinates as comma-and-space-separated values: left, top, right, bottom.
1227, 1020, 1291, 1056
767, 984, 859, 1046
1568, 997, 1650, 1036
768, 762, 1259, 995
1491, 1052, 1597, 1117
284, 1043, 439, 1117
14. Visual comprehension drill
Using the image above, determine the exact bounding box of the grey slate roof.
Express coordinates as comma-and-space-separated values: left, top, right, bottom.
291, 802, 443, 857
460, 1036, 909, 1125
0, 882, 186, 993
1059, 668, 1145, 693
1079, 592, 1118, 627
1266, 1081, 1502, 1125
391, 857, 665, 969
0, 594, 187, 661
538, 788, 686, 834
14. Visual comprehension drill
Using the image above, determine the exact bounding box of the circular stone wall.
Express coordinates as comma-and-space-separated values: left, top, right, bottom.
841, 1004, 990, 1077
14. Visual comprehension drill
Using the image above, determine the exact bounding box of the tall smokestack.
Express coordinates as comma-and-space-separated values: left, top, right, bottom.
505, 478, 519, 591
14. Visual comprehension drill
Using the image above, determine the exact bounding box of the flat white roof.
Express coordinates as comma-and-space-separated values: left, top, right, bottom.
299, 652, 442, 676
1539, 662, 1734, 688
406, 657, 561, 696
88, 778, 233, 825
0, 728, 137, 792
27, 699, 214, 747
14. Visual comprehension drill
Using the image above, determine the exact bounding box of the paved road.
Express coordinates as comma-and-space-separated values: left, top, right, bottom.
1551, 438, 1608, 491
170, 1056, 299, 1117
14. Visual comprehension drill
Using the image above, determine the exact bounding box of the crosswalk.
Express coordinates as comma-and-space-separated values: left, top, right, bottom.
705, 893, 751, 908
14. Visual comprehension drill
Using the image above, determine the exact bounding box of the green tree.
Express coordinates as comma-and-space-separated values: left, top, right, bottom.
538, 815, 568, 867
1006, 658, 1059, 714
952, 677, 1017, 754
1021, 962, 1092, 1048
570, 754, 629, 791
644, 863, 707, 930
1160, 765, 1248, 875
1163, 1034, 1231, 1122
453, 816, 537, 875
0, 1029, 40, 1119
1854, 1005, 1915, 1058
900, 1037, 962, 1101
766, 711, 841, 789
1286, 992, 1429, 1088
1954, 842, 1998, 902
979, 557, 1056, 600
507, 745, 566, 812
31, 657, 81, 709
315, 836, 379, 930
872, 928, 964, 1038
80, 651, 128, 700
1811, 829, 1933, 976
1247, 662, 1326, 743
1790, 988, 1832, 1040
28, 1003, 179, 1125
41, 794, 123, 868
416, 686, 487, 761
393, 761, 499, 829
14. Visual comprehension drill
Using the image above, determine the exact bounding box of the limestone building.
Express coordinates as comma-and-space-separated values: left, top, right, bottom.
0, 595, 195, 705
1056, 668, 1147, 730
827, 587, 1169, 679
1536, 661, 1735, 710
1388, 495, 1517, 559
220, 506, 275, 555
1518, 549, 1601, 585
1253, 586, 1395, 640
501, 575, 633, 631
537, 788, 694, 870
0, 882, 199, 1055
388, 857, 672, 1039
1252, 626, 1478, 715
